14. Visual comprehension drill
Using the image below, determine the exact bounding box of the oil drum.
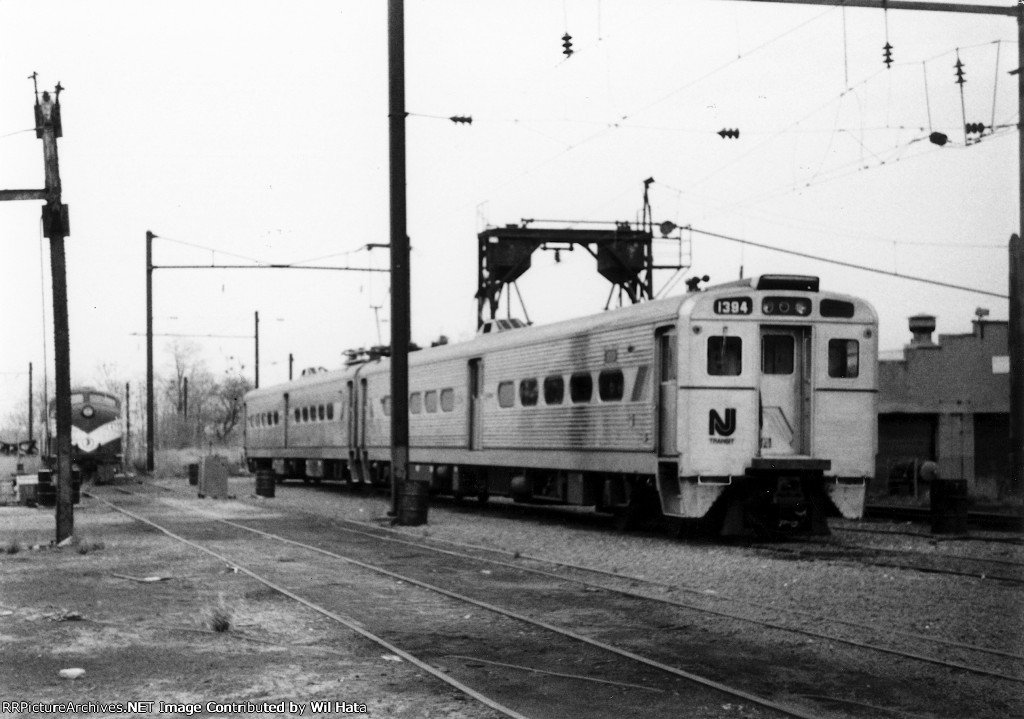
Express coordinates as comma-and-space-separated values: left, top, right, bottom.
396, 479, 429, 526
931, 478, 969, 534
255, 469, 276, 498
36, 469, 55, 507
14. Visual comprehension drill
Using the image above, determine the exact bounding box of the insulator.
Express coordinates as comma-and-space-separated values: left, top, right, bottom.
562, 33, 573, 57
883, 42, 893, 69
717, 128, 740, 139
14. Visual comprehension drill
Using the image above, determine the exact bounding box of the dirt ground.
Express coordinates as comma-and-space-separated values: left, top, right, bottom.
0, 481, 498, 719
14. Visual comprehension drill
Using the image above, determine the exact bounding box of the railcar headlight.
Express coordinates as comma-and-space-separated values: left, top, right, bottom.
81, 406, 95, 418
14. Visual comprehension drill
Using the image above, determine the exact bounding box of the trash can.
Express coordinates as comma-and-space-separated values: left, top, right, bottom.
396, 479, 429, 526
36, 469, 55, 507
188, 463, 200, 486
931, 478, 969, 534
255, 469, 276, 498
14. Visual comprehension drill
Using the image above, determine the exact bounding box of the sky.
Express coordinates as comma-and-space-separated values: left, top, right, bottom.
0, 0, 1018, 423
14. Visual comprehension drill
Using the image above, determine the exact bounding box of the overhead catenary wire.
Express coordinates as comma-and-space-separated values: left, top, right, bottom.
688, 225, 1008, 299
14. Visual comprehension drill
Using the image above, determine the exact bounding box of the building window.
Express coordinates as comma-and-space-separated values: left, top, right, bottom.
410, 392, 423, 414
708, 336, 742, 376
497, 381, 515, 408
570, 372, 593, 403
382, 396, 392, 416
762, 334, 794, 375
519, 378, 538, 407
598, 369, 624, 401
828, 339, 860, 378
543, 375, 564, 405
440, 388, 455, 412
425, 390, 438, 413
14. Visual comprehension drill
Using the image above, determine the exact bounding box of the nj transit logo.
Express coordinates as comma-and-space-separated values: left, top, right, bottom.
708, 409, 737, 440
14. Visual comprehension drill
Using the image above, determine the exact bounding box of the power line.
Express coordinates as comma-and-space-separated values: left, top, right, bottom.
688, 225, 1008, 299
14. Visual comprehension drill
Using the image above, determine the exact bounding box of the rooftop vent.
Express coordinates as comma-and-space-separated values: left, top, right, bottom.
908, 315, 936, 346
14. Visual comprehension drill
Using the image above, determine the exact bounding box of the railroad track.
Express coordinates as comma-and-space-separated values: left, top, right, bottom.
864, 505, 1023, 533
748, 539, 1024, 586
89, 485, 1022, 719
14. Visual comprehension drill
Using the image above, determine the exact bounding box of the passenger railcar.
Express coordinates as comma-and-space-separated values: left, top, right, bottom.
245, 275, 877, 535
49, 388, 124, 483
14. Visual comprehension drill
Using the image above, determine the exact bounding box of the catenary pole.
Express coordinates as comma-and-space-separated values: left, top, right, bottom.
142, 237, 384, 477
389, 0, 412, 520
725, 0, 1022, 489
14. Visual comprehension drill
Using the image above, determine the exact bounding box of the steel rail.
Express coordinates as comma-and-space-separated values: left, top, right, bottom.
86, 494, 531, 719
317, 512, 1024, 668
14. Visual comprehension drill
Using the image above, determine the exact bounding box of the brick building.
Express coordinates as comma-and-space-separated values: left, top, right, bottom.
876, 313, 1011, 499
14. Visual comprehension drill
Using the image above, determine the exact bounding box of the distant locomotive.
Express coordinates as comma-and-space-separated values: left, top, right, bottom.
50, 388, 123, 483
244, 275, 877, 535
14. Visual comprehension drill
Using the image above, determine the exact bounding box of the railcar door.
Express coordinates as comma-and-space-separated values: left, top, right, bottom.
346, 381, 357, 452
759, 326, 811, 455
468, 358, 483, 450
656, 328, 678, 456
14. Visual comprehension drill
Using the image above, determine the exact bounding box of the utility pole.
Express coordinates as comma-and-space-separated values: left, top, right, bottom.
0, 79, 73, 542
1012, 235, 1023, 491
27, 362, 33, 450
146, 230, 155, 472
728, 0, 1022, 489
124, 382, 130, 473
389, 0, 412, 520
254, 311, 260, 389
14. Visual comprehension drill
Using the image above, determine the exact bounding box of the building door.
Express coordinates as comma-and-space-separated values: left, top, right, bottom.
657, 328, 678, 456
759, 326, 811, 456
468, 359, 483, 450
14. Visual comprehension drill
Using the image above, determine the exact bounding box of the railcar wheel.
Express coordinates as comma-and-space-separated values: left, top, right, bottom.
476, 492, 489, 506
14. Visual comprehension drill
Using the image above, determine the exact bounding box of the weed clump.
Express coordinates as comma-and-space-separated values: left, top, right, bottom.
208, 596, 232, 633
3, 541, 20, 555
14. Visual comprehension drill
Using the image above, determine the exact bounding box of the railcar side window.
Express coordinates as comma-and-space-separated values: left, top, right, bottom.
828, 339, 860, 378
274, 411, 279, 425
326, 404, 334, 420
543, 375, 564, 405
410, 392, 423, 414
382, 396, 392, 416
497, 381, 515, 408
294, 408, 301, 423
302, 407, 309, 422
570, 372, 593, 403
519, 378, 538, 407
708, 336, 742, 376
440, 388, 455, 412
598, 369, 624, 401
425, 390, 438, 413
762, 335, 794, 374
318, 405, 325, 421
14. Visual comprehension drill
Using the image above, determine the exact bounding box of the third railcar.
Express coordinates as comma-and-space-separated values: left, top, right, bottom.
245, 275, 877, 535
